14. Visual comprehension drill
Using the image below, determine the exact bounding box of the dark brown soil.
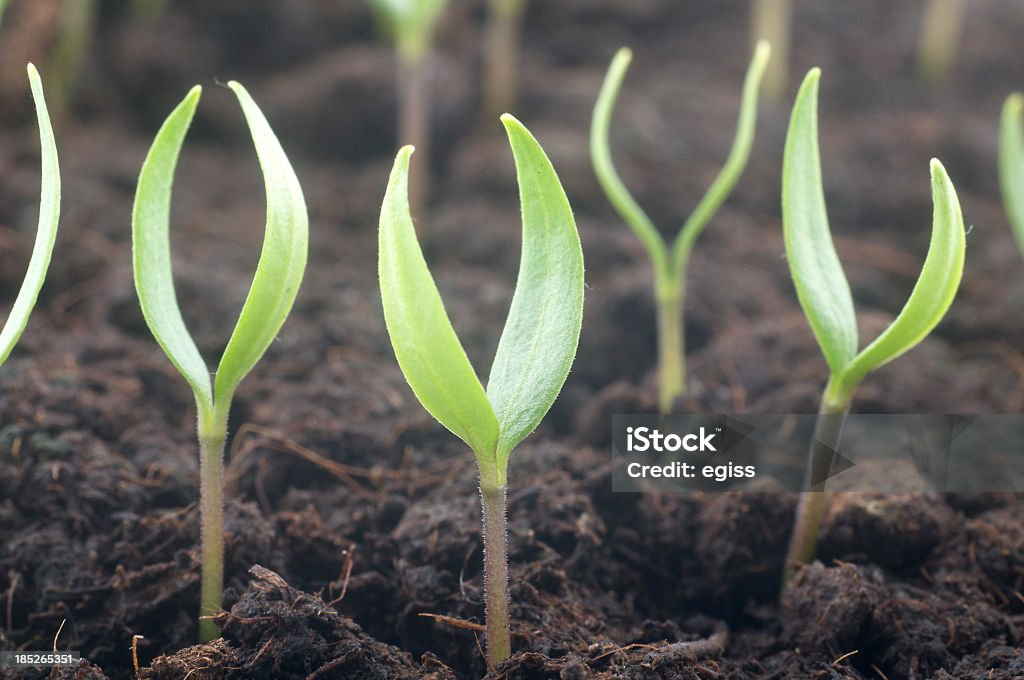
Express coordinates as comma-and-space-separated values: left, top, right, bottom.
1, 0, 1023, 678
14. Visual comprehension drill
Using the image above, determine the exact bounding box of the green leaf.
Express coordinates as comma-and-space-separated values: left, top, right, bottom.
487, 115, 584, 469
1000, 93, 1024, 255
132, 85, 213, 408
378, 146, 500, 475
782, 68, 858, 375
836, 159, 965, 391
214, 81, 309, 406
0, 64, 61, 367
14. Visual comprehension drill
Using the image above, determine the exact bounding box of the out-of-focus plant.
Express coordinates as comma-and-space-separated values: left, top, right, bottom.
918, 0, 964, 82
999, 93, 1024, 252
482, 0, 526, 121
367, 0, 450, 220
379, 116, 583, 668
132, 0, 169, 20
750, 0, 789, 98
1, 65, 60, 368
781, 69, 966, 583
132, 82, 308, 641
591, 42, 770, 414
48, 0, 99, 121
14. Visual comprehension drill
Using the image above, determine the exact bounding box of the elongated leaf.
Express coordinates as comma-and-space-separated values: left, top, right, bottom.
132, 85, 212, 407
214, 82, 308, 405
0, 64, 61, 367
1000, 93, 1024, 254
379, 146, 500, 472
837, 159, 965, 390
487, 115, 584, 469
782, 69, 858, 375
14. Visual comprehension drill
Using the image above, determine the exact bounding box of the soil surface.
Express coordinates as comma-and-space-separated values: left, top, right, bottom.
2, 0, 1023, 678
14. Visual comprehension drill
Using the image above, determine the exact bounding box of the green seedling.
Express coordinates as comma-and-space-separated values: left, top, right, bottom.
379, 116, 583, 668
0, 0, 9, 28
367, 0, 451, 220
749, 0, 790, 98
48, 0, 99, 124
1000, 93, 1024, 253
591, 42, 770, 414
1, 65, 60, 368
918, 0, 964, 82
482, 0, 527, 121
781, 69, 965, 583
132, 83, 308, 641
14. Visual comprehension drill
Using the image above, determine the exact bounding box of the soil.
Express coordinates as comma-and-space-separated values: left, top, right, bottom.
1, 0, 1023, 678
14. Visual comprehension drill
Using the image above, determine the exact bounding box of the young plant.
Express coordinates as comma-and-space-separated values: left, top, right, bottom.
999, 93, 1024, 252
749, 0, 790, 99
591, 42, 770, 414
48, 0, 99, 123
367, 0, 451, 220
482, 0, 527, 121
132, 82, 308, 641
918, 0, 965, 82
379, 116, 583, 668
1, 65, 61, 368
781, 69, 965, 582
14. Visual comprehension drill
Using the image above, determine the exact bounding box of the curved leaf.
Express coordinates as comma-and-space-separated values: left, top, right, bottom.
837, 159, 965, 390
0, 64, 61, 367
487, 115, 584, 471
214, 82, 309, 405
782, 68, 858, 375
1000, 93, 1024, 254
132, 85, 212, 407
378, 146, 500, 477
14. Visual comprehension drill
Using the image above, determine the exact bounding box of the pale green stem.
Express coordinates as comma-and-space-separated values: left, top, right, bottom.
482, 0, 526, 121
49, 0, 98, 124
750, 0, 790, 99
918, 0, 964, 82
655, 281, 684, 415
197, 402, 230, 642
480, 481, 511, 668
397, 51, 430, 221
782, 378, 853, 585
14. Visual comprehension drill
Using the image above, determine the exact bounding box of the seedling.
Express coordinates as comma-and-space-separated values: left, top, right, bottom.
781, 69, 965, 582
1, 65, 60, 368
379, 115, 583, 668
749, 0, 790, 98
999, 93, 1024, 253
591, 42, 770, 414
367, 0, 451, 220
49, 0, 99, 124
482, 0, 527, 121
918, 0, 964, 82
132, 82, 308, 641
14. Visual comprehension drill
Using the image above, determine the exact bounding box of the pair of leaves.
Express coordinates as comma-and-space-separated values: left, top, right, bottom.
379, 115, 584, 489
133, 82, 308, 422
366, 0, 450, 60
0, 64, 61, 368
590, 41, 770, 296
1000, 93, 1024, 255
782, 69, 966, 406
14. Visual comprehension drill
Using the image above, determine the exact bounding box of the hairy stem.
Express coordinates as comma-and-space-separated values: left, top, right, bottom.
749, 0, 790, 99
397, 52, 431, 221
656, 289, 684, 415
782, 382, 851, 585
198, 404, 229, 642
480, 482, 511, 668
482, 0, 526, 121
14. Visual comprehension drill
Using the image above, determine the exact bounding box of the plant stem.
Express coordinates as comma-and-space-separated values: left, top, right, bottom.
397, 52, 431, 222
782, 381, 851, 584
197, 403, 230, 642
918, 0, 964, 83
480, 482, 511, 668
749, 0, 790, 99
482, 0, 526, 121
655, 288, 684, 415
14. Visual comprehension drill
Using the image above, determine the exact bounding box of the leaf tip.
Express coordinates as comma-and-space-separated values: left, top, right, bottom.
1007, 92, 1024, 116
754, 39, 771, 62
26, 62, 39, 80
500, 112, 527, 137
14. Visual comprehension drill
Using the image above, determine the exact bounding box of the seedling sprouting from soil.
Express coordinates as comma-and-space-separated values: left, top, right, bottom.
918, 0, 964, 82
591, 42, 770, 414
379, 116, 583, 668
999, 93, 1024, 252
132, 83, 308, 641
781, 69, 965, 582
482, 0, 526, 121
749, 0, 790, 98
1, 65, 60, 368
367, 0, 450, 220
